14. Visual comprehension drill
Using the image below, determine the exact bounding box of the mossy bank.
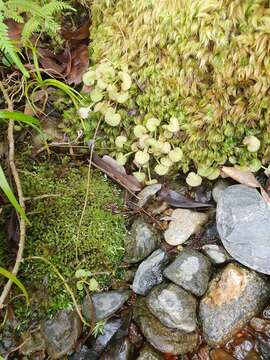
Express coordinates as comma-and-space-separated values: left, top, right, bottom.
64, 0, 270, 183
0, 159, 126, 323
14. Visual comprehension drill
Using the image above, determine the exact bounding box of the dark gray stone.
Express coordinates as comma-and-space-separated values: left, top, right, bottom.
134, 298, 198, 355
132, 249, 169, 295
69, 346, 93, 360
41, 310, 82, 359
164, 249, 211, 296
216, 185, 270, 275
100, 338, 136, 360
199, 263, 270, 345
87, 318, 123, 359
125, 218, 160, 263
82, 290, 131, 322
136, 344, 163, 360
146, 283, 197, 332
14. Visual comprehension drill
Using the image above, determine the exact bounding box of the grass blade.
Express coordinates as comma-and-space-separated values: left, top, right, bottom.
0, 267, 29, 305
0, 165, 30, 224
0, 111, 40, 132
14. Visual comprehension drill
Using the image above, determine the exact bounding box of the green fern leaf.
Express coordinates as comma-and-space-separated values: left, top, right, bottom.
0, 11, 29, 77
41, 1, 74, 16
21, 17, 39, 46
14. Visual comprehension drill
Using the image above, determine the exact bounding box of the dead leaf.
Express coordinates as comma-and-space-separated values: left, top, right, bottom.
66, 44, 89, 85
61, 20, 90, 44
6, 19, 23, 43
158, 187, 213, 208
91, 152, 142, 194
221, 166, 270, 204
87, 143, 142, 194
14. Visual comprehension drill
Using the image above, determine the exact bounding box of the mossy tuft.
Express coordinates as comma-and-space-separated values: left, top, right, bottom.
0, 161, 126, 322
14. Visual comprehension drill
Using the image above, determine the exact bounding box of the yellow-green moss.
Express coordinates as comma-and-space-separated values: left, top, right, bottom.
0, 160, 126, 322
84, 0, 270, 174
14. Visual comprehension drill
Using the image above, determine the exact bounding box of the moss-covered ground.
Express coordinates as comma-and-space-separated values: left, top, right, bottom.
0, 157, 126, 325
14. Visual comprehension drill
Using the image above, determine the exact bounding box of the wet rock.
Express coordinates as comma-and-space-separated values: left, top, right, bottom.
125, 219, 160, 263
69, 346, 93, 360
210, 349, 235, 360
87, 318, 123, 359
132, 249, 169, 295
100, 337, 136, 360
20, 331, 46, 357
199, 263, 270, 345
137, 343, 163, 360
41, 310, 82, 359
146, 283, 197, 332
212, 179, 230, 202
0, 319, 18, 356
216, 185, 270, 275
255, 334, 270, 360
263, 305, 270, 319
82, 290, 131, 322
137, 184, 162, 208
134, 298, 198, 355
164, 249, 211, 296
202, 244, 229, 264
250, 317, 270, 337
164, 209, 208, 246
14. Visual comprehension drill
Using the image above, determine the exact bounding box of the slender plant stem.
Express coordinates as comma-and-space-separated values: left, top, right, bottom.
75, 118, 102, 262
0, 81, 27, 309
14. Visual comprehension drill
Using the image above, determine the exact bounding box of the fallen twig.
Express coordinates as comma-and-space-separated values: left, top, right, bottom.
0, 81, 27, 309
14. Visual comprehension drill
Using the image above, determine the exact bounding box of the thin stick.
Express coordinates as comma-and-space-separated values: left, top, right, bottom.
0, 81, 27, 309
75, 119, 102, 262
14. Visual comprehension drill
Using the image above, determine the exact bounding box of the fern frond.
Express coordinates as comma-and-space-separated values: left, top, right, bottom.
0, 12, 15, 53
3, 9, 24, 23
5, 0, 43, 17
41, 1, 74, 17
0, 11, 29, 77
21, 17, 39, 46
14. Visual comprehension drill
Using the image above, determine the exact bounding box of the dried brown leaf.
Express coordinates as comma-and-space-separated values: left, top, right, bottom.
221, 166, 270, 204
90, 151, 142, 194
158, 187, 213, 208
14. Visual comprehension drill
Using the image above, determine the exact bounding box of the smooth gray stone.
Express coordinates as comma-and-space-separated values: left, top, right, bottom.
202, 244, 229, 264
125, 218, 160, 263
212, 179, 230, 202
216, 185, 270, 274
134, 298, 198, 355
146, 283, 197, 332
132, 249, 169, 295
82, 290, 131, 322
137, 184, 162, 208
199, 263, 270, 345
41, 310, 82, 359
164, 249, 211, 296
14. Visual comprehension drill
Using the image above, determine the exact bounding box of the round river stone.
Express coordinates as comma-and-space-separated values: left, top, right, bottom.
216, 185, 270, 275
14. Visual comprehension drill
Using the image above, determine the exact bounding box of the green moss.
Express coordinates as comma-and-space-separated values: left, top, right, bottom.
82, 0, 270, 175
1, 160, 126, 322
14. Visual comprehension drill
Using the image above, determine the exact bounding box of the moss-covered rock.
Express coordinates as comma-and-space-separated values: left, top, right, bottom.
0, 160, 126, 321
82, 0, 270, 178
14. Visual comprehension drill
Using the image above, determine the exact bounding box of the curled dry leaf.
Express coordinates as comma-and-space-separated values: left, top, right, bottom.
87, 143, 142, 194
221, 166, 270, 204
158, 187, 213, 209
